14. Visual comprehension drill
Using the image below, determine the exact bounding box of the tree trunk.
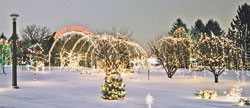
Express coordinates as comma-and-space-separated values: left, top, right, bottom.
1, 65, 6, 76
168, 75, 172, 78
167, 72, 173, 78
214, 74, 219, 83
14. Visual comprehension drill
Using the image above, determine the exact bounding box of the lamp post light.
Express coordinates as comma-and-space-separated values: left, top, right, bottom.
10, 13, 19, 89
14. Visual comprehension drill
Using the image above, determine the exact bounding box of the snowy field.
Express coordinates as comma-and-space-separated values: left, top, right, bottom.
0, 66, 250, 108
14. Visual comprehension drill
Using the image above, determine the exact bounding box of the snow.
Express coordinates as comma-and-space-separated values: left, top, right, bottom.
0, 67, 250, 108
147, 58, 158, 65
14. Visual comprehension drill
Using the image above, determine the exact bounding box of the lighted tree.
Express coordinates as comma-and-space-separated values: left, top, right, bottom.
101, 68, 126, 100
149, 27, 191, 78
193, 34, 241, 83
0, 39, 12, 76
95, 35, 129, 100
19, 25, 52, 66
27, 43, 45, 67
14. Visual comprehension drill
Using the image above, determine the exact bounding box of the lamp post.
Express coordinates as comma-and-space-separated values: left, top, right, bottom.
10, 13, 19, 89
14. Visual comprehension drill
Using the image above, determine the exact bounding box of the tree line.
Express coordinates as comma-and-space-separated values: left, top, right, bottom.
149, 3, 250, 83
167, 3, 249, 71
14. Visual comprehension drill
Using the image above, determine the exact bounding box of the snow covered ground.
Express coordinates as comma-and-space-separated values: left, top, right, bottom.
0, 66, 250, 108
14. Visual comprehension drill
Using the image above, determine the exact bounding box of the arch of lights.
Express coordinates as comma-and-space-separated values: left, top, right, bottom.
48, 26, 147, 71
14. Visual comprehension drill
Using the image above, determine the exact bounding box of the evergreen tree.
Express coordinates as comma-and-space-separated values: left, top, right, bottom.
94, 35, 135, 100
43, 32, 55, 66
102, 69, 126, 100
228, 3, 250, 70
190, 19, 206, 41
169, 18, 188, 35
8, 34, 19, 41
205, 19, 224, 36
0, 33, 7, 40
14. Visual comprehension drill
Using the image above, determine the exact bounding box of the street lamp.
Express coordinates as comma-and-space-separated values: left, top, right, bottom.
10, 13, 19, 89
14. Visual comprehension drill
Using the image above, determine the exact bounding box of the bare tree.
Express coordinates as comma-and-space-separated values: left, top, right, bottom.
19, 25, 51, 66
20, 24, 51, 45
95, 26, 133, 38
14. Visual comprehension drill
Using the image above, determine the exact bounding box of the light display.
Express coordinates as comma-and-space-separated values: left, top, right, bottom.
239, 97, 250, 106
226, 85, 242, 101
226, 85, 250, 106
193, 33, 243, 83
101, 69, 126, 100
146, 94, 154, 108
195, 89, 218, 99
0, 39, 12, 75
80, 70, 92, 75
149, 27, 191, 78
48, 26, 147, 71
27, 43, 45, 67
47, 26, 148, 100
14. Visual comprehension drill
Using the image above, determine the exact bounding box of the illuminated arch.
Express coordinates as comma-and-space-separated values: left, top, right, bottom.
49, 26, 148, 71
48, 26, 93, 70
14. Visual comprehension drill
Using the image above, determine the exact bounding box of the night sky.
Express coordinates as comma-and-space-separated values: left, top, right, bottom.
1, 0, 249, 48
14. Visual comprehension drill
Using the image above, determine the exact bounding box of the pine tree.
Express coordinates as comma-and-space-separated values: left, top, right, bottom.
190, 19, 206, 41
169, 18, 188, 35
205, 19, 224, 36
0, 33, 7, 40
228, 3, 250, 70
102, 69, 126, 100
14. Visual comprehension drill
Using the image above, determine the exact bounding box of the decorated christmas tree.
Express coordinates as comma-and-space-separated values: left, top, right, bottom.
94, 35, 130, 100
0, 39, 12, 75
27, 43, 45, 67
101, 68, 126, 100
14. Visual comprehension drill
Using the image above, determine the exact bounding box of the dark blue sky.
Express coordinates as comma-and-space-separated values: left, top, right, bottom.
1, 0, 249, 47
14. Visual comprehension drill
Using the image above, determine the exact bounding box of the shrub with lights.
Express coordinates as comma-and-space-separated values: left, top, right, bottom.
227, 85, 242, 101
226, 85, 250, 106
195, 89, 218, 99
239, 98, 250, 106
